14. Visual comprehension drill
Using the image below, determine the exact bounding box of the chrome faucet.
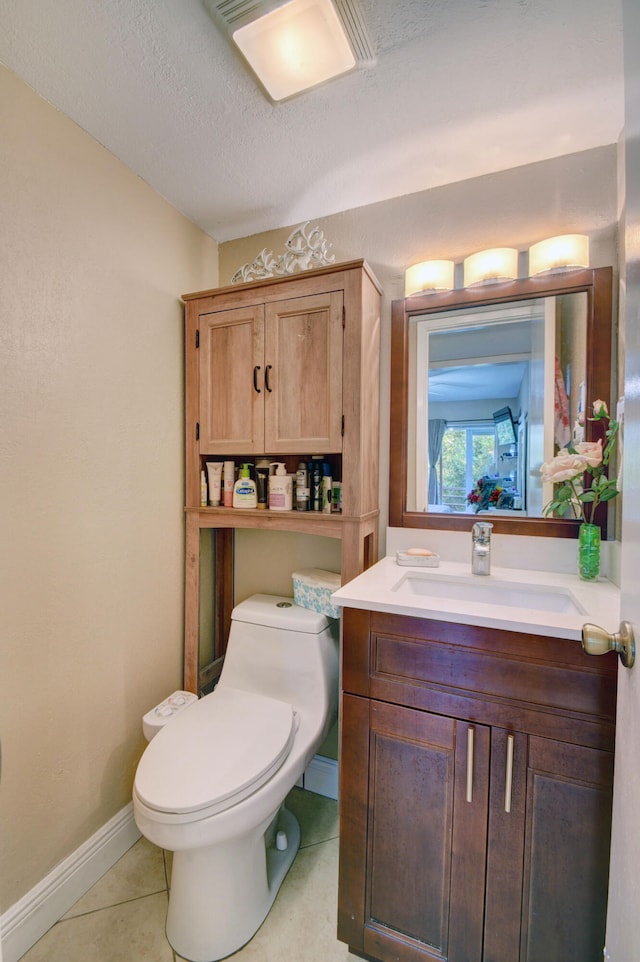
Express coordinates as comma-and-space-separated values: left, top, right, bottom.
471, 522, 493, 576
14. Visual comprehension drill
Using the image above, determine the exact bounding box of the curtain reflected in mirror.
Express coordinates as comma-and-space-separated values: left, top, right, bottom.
428, 418, 447, 504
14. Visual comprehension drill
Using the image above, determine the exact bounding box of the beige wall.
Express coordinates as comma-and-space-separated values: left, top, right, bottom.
0, 66, 218, 909
220, 145, 619, 555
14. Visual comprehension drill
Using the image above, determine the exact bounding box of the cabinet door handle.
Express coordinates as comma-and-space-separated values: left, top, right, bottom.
466, 725, 475, 803
265, 364, 273, 392
504, 734, 514, 813
253, 365, 261, 393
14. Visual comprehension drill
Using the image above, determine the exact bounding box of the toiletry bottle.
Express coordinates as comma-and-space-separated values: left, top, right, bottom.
321, 462, 332, 514
200, 469, 208, 508
255, 459, 270, 509
233, 463, 257, 508
223, 460, 235, 508
331, 479, 342, 513
296, 461, 309, 511
269, 463, 293, 510
206, 461, 223, 506
310, 457, 323, 511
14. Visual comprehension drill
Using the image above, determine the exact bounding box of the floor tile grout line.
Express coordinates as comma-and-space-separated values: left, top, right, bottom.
61, 888, 169, 922
300, 832, 339, 851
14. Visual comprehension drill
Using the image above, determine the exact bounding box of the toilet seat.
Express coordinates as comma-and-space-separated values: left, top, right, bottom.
134, 687, 296, 819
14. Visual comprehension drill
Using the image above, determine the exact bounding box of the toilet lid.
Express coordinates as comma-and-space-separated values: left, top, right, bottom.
134, 687, 296, 816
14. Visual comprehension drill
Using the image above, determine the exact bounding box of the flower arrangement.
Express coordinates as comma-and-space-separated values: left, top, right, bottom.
540, 400, 620, 522
466, 478, 503, 513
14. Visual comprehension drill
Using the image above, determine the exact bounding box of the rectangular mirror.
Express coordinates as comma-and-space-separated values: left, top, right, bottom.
390, 267, 613, 537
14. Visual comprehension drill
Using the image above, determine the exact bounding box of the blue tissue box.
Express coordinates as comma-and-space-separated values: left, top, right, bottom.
292, 568, 341, 619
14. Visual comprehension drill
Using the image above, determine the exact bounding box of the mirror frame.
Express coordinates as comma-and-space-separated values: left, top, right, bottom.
389, 266, 613, 538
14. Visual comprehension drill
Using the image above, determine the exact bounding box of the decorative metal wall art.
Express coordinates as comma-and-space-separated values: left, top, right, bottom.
231, 222, 335, 284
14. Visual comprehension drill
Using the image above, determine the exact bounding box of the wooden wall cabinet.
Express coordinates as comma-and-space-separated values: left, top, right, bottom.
198, 291, 343, 455
182, 261, 381, 693
338, 608, 617, 962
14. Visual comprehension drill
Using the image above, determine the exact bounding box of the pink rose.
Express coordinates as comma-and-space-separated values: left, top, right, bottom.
573, 439, 603, 467
540, 452, 591, 483
593, 399, 608, 417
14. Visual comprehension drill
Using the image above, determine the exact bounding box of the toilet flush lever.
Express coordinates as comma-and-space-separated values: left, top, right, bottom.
581, 621, 636, 668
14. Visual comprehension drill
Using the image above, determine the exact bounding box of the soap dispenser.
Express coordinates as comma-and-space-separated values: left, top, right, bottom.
233, 463, 257, 508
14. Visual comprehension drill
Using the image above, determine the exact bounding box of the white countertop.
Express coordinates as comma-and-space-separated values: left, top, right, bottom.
332, 556, 621, 641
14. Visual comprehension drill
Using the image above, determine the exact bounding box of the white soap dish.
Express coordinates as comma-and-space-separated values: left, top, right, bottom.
396, 548, 440, 567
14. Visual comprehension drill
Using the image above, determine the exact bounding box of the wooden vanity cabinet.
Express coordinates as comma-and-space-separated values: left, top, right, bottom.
338, 608, 617, 962
182, 261, 381, 693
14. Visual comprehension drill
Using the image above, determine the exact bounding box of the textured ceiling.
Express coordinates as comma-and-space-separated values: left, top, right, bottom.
0, 0, 624, 242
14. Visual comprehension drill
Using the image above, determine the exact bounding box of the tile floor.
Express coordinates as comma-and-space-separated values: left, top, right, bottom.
19, 788, 358, 962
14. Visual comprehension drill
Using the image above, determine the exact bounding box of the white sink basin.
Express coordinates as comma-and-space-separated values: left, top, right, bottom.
392, 572, 586, 615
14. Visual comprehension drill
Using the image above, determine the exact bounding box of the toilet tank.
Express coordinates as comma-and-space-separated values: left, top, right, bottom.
217, 594, 339, 711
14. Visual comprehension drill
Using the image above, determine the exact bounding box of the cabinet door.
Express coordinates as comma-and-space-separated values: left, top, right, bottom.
199, 304, 264, 454
264, 291, 343, 453
484, 730, 614, 962
339, 695, 489, 962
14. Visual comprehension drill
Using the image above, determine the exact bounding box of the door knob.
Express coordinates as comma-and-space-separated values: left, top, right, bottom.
581, 621, 636, 668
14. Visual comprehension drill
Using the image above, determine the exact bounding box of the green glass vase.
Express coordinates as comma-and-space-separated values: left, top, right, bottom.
578, 523, 601, 581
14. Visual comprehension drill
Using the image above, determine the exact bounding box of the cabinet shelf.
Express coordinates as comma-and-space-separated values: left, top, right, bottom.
186, 505, 371, 537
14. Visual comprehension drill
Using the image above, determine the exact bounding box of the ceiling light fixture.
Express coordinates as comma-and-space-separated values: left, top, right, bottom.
207, 0, 374, 102
528, 234, 589, 275
463, 248, 518, 286
404, 260, 455, 296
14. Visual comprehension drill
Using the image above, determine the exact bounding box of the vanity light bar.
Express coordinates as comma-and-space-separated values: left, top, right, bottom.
405, 234, 590, 294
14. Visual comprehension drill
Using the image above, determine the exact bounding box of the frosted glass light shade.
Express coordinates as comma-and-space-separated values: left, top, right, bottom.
232, 0, 356, 102
528, 234, 589, 275
463, 248, 518, 286
405, 260, 455, 296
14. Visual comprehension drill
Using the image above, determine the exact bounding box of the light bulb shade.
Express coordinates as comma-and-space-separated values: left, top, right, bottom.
528, 234, 589, 275
463, 248, 518, 286
405, 260, 455, 296
232, 0, 356, 102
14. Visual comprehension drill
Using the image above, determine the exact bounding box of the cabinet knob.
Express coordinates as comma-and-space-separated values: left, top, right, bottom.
581, 621, 635, 668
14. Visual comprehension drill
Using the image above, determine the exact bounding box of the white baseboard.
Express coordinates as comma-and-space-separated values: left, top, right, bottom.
0, 803, 141, 962
303, 754, 338, 800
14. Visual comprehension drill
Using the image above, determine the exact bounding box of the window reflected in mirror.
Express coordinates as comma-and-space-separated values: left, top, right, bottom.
406, 295, 587, 518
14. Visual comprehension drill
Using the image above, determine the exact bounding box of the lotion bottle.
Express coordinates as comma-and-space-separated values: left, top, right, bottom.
223, 460, 235, 507
233, 463, 257, 508
269, 463, 293, 511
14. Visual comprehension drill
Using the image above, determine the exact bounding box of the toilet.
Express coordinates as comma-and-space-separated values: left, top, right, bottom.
133, 594, 340, 962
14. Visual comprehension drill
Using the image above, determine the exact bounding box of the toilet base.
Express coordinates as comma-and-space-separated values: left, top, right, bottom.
165, 806, 301, 962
